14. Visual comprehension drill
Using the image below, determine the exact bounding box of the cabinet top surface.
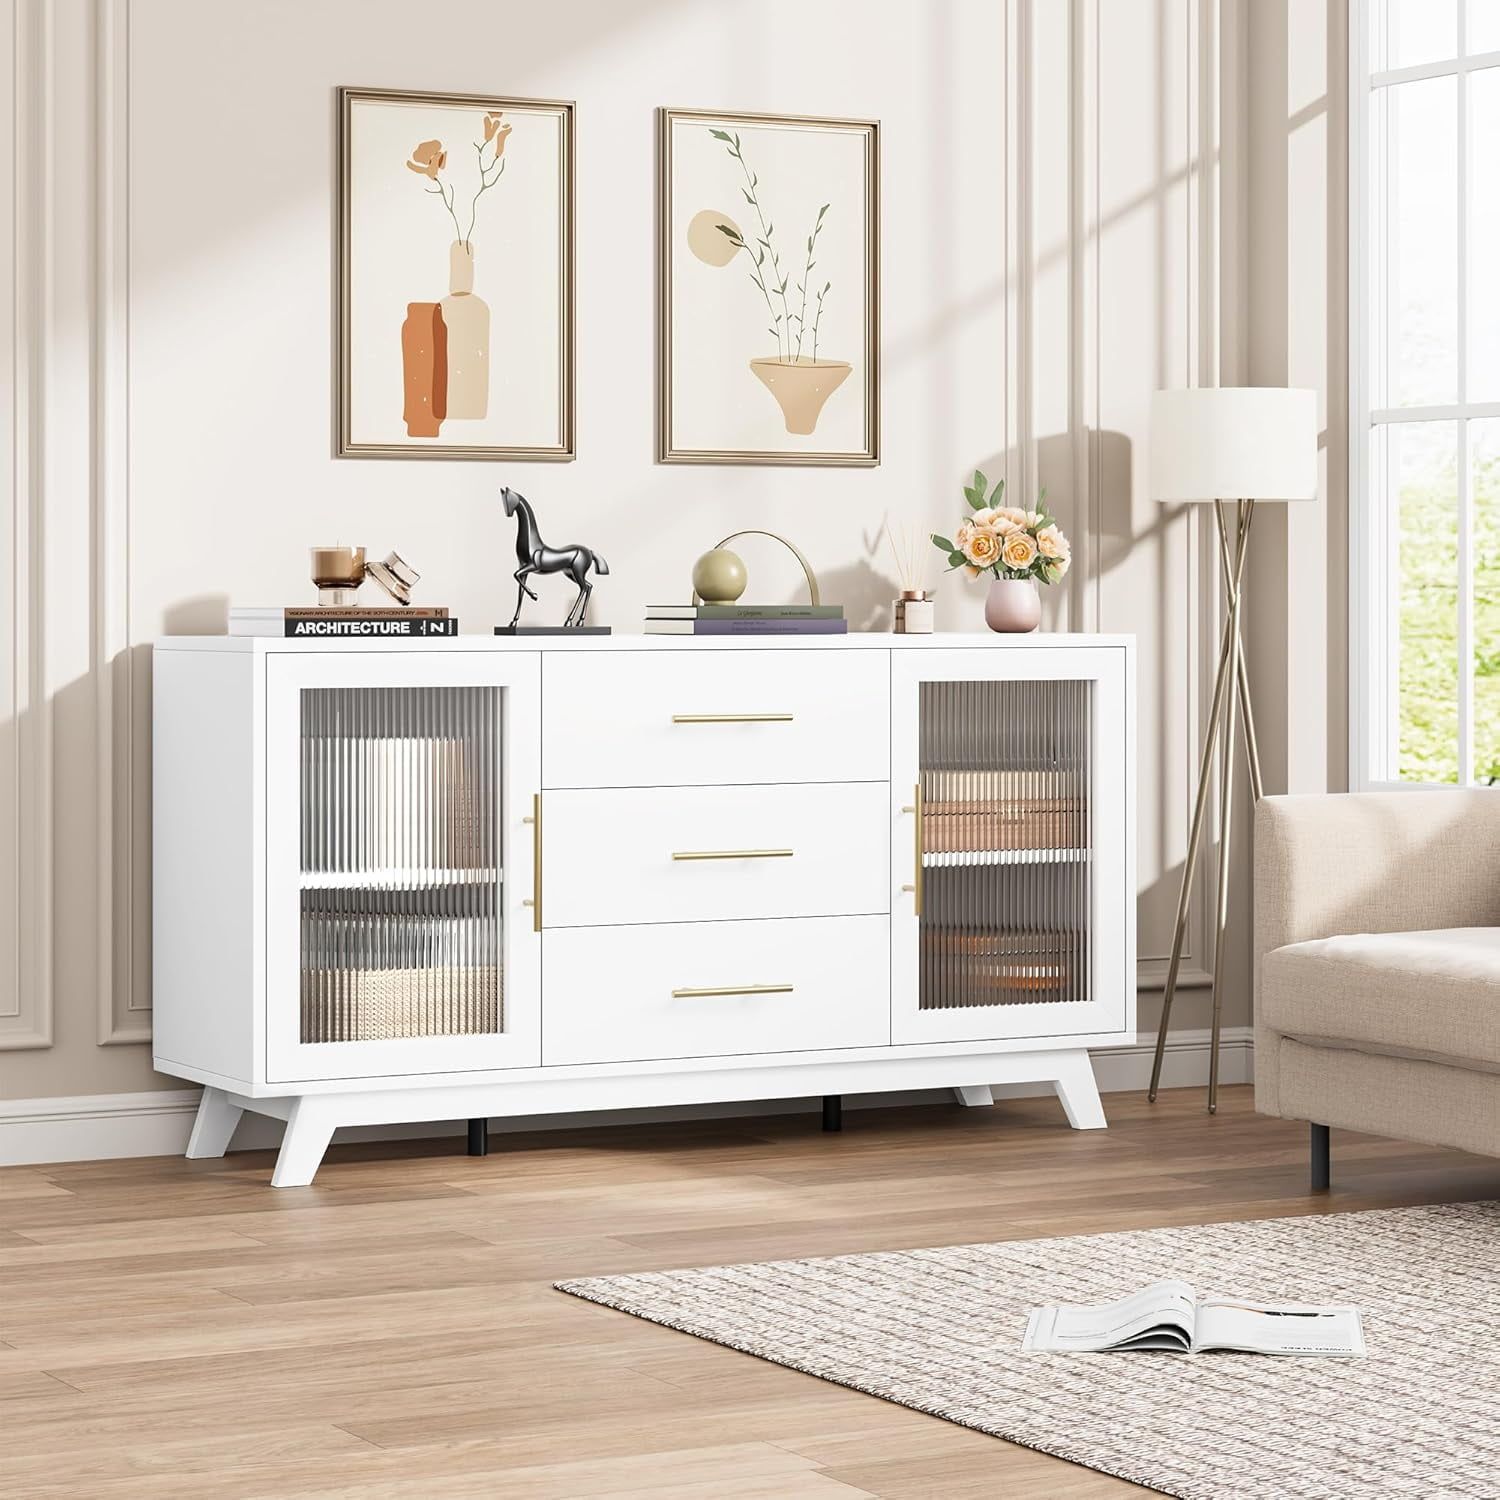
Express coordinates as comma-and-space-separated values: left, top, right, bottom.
155, 631, 1135, 654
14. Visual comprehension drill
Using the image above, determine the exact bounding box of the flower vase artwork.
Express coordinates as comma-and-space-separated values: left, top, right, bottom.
930, 470, 1072, 634
690, 128, 851, 436
400, 113, 510, 438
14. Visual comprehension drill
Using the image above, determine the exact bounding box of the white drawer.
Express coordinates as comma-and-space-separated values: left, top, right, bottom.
542, 915, 890, 1064
541, 782, 889, 928
542, 648, 889, 788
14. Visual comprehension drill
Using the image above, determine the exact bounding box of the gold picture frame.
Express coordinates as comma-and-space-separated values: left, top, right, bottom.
338, 86, 575, 461
658, 106, 879, 466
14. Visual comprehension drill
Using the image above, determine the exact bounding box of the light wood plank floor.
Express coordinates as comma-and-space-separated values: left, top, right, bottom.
2, 1085, 1497, 1498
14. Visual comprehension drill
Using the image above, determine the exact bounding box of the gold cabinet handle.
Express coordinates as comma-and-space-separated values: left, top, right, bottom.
671, 848, 794, 861
906, 783, 922, 917
521, 793, 541, 931
671, 713, 794, 724
671, 983, 794, 999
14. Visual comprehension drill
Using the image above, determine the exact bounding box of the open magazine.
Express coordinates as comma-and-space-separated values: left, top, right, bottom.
1022, 1279, 1366, 1356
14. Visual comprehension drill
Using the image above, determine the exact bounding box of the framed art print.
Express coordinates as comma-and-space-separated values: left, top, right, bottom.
339, 87, 574, 460
658, 107, 879, 466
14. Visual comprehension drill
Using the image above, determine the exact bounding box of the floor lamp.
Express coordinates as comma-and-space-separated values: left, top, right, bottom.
1145, 388, 1318, 1113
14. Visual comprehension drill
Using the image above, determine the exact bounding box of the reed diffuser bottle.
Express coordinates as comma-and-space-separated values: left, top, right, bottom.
887, 523, 934, 633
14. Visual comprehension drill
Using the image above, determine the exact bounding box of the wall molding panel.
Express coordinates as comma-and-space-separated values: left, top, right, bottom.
1, 0, 54, 1051
95, 0, 147, 1045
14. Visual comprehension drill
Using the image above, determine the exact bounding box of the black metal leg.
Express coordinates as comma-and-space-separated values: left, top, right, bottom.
1310, 1122, 1330, 1192
822, 1095, 842, 1133
467, 1117, 489, 1157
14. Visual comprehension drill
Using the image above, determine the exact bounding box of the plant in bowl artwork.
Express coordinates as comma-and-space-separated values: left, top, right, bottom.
339, 89, 574, 460
660, 109, 878, 466
932, 471, 1071, 633
699, 128, 849, 437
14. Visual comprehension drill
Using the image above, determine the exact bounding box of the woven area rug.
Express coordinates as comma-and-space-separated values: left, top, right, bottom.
558, 1202, 1500, 1499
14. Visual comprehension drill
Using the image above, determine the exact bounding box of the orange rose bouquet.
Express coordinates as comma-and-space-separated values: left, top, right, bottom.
930, 470, 1071, 585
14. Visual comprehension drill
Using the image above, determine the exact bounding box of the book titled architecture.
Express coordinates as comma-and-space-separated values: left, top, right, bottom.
1022, 1280, 1366, 1356
643, 617, 848, 636
229, 607, 457, 639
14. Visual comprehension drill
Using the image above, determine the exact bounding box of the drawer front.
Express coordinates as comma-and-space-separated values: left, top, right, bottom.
543, 915, 890, 1064
543, 782, 889, 927
543, 649, 889, 788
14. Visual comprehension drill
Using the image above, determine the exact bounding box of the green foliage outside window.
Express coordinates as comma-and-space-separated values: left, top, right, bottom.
1398, 448, 1500, 784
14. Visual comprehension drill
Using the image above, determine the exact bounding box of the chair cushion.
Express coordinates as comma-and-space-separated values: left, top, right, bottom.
1260, 927, 1500, 1070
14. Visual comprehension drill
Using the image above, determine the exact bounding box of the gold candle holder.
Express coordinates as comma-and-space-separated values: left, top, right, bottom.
310, 546, 366, 607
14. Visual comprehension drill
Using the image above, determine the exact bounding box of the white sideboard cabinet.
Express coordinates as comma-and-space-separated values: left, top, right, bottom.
153, 634, 1135, 1185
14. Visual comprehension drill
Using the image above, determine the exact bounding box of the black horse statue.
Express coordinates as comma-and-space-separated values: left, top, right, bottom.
501, 487, 609, 629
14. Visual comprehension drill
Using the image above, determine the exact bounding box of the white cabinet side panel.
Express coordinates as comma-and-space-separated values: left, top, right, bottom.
152, 651, 258, 1085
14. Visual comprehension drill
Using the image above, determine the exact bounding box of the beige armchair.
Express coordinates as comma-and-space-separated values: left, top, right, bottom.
1254, 791, 1500, 1187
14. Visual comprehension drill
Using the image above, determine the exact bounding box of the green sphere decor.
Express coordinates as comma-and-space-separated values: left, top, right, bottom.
691, 548, 749, 605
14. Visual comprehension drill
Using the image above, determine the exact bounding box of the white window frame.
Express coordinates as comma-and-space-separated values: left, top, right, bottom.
1349, 2, 1500, 788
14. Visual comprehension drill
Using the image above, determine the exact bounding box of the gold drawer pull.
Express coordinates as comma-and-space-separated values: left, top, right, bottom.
671, 712, 794, 724
671, 848, 794, 861
672, 983, 794, 999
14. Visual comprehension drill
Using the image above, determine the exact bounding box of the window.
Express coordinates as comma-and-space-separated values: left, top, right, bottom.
1351, 1, 1500, 785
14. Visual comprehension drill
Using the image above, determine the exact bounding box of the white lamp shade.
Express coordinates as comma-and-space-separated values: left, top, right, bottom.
1149, 387, 1318, 501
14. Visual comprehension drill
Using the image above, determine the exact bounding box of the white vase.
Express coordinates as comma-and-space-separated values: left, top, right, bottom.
984, 577, 1041, 633
441, 241, 491, 420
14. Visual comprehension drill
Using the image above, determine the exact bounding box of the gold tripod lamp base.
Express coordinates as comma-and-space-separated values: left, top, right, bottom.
1147, 499, 1262, 1115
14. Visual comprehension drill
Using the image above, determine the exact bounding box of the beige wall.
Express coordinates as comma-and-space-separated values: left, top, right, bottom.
1, 0, 1308, 1105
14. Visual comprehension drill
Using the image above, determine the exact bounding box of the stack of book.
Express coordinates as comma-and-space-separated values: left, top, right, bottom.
644, 603, 846, 636
229, 606, 458, 639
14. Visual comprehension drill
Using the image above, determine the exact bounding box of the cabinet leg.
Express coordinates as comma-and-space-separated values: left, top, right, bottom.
1310, 1122, 1331, 1192
822, 1095, 842, 1132
467, 1117, 489, 1157
185, 1087, 244, 1160
1052, 1053, 1107, 1130
953, 1085, 994, 1108
271, 1098, 337, 1188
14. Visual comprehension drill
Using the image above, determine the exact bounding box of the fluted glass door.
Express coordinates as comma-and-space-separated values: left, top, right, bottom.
265, 652, 541, 1082
917, 678, 1091, 1013
891, 649, 1129, 1045
299, 687, 501, 1044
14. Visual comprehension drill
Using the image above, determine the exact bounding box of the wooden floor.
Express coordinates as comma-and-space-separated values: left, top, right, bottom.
2, 1085, 1497, 1499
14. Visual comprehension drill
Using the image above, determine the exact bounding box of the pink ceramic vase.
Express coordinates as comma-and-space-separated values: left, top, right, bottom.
984, 577, 1041, 633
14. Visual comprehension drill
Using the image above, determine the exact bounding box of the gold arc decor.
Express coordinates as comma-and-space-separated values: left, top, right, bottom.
690, 530, 822, 606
